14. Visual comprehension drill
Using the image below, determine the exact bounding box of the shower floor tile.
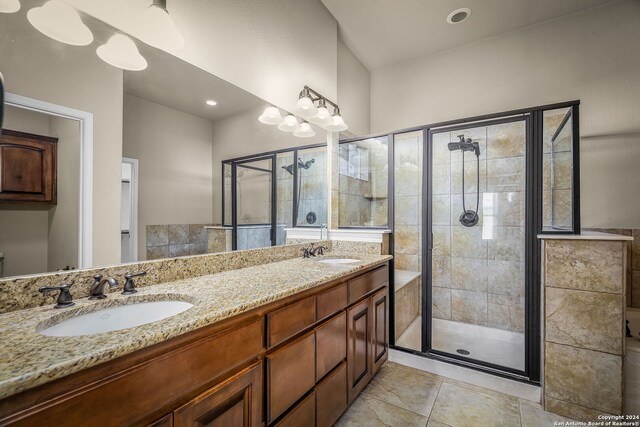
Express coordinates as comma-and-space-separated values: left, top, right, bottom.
396, 316, 525, 371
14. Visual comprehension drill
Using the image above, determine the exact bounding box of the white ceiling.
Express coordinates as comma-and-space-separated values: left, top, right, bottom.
321, 0, 615, 70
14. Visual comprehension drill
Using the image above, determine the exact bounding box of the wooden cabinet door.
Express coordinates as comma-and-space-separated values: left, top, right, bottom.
0, 129, 57, 204
346, 298, 371, 403
316, 312, 346, 381
371, 288, 389, 375
174, 362, 262, 427
316, 362, 347, 427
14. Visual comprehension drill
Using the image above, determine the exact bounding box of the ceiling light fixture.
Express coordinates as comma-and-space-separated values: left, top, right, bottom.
0, 0, 20, 13
137, 0, 184, 51
206, 99, 218, 106
294, 121, 316, 138
325, 107, 348, 132
96, 34, 147, 71
258, 106, 284, 125
447, 8, 471, 24
278, 114, 301, 132
27, 0, 93, 46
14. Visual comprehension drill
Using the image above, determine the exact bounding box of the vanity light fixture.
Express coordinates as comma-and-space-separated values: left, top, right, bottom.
325, 107, 348, 132
206, 99, 218, 106
293, 121, 316, 138
258, 106, 284, 125
0, 0, 20, 13
137, 0, 185, 51
278, 114, 301, 132
97, 34, 148, 71
27, 0, 93, 46
293, 87, 318, 119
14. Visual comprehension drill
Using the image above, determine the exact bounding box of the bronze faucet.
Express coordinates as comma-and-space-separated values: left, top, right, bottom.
89, 275, 119, 300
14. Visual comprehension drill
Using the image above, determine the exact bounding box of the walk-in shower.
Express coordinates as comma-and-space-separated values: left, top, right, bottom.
340, 100, 580, 383
282, 158, 316, 223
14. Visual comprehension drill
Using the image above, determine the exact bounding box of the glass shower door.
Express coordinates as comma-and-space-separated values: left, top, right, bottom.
428, 118, 527, 372
234, 156, 275, 250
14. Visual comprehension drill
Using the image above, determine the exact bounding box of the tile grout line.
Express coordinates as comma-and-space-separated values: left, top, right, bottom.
518, 398, 524, 427
360, 394, 431, 421
425, 376, 445, 425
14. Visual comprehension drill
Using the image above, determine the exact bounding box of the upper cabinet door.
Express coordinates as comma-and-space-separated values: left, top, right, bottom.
0, 130, 57, 204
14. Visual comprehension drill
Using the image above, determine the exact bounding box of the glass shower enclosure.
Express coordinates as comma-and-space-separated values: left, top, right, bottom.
339, 100, 580, 383
223, 144, 327, 250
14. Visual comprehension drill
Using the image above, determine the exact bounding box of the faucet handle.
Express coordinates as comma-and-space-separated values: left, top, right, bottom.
122, 271, 146, 295
38, 284, 75, 309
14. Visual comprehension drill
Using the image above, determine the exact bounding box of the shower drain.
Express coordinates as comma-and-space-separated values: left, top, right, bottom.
456, 349, 470, 356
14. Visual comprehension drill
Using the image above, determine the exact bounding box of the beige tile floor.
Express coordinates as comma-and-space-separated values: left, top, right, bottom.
336, 362, 575, 427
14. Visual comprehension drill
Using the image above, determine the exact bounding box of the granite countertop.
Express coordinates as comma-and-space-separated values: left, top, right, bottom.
0, 253, 391, 400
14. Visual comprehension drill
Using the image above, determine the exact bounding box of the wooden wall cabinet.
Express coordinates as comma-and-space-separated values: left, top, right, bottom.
0, 262, 389, 427
0, 130, 57, 204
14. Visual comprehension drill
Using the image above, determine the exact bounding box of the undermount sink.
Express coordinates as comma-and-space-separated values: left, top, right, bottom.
316, 258, 361, 265
39, 300, 194, 337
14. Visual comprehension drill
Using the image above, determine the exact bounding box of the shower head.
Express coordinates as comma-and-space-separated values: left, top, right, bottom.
448, 135, 480, 156
298, 158, 315, 170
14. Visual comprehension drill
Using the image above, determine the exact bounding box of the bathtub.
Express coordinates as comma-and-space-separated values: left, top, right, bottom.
626, 307, 640, 415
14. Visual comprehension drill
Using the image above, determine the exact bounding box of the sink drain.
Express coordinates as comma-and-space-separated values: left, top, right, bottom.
456, 349, 470, 356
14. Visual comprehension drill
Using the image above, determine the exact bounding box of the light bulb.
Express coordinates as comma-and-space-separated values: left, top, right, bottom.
137, 1, 184, 51
27, 0, 93, 46
314, 106, 332, 124
96, 34, 148, 71
258, 106, 283, 125
325, 112, 348, 132
294, 122, 316, 138
293, 93, 318, 119
206, 99, 218, 106
0, 0, 20, 13
278, 114, 300, 132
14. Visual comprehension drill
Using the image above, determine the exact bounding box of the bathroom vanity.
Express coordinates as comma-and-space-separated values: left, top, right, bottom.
0, 253, 389, 426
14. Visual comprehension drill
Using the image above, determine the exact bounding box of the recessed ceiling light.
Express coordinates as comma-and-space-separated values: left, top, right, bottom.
206, 99, 218, 106
447, 8, 471, 24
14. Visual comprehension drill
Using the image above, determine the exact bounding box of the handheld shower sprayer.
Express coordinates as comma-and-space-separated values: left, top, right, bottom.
448, 135, 481, 227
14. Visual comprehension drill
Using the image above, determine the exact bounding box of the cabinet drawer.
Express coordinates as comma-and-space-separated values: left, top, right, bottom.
348, 265, 388, 304
316, 283, 347, 321
174, 361, 262, 427
267, 296, 316, 348
316, 312, 346, 381
316, 362, 347, 427
274, 391, 315, 427
266, 332, 316, 423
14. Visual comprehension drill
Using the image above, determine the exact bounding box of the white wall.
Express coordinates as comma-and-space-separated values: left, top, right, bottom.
370, 0, 640, 228
337, 39, 371, 136
123, 95, 214, 258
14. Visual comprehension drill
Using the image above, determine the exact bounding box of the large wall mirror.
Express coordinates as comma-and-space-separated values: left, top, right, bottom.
0, 1, 327, 279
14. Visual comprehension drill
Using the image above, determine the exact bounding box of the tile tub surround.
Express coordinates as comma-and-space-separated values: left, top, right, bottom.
0, 240, 332, 314
0, 252, 391, 399
540, 232, 632, 420
146, 224, 211, 260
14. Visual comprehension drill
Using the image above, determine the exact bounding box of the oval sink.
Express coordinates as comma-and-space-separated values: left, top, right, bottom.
40, 301, 194, 337
316, 258, 360, 265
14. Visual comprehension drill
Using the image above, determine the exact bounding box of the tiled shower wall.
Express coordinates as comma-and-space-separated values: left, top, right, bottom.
543, 109, 574, 229
432, 122, 526, 333
146, 224, 209, 260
